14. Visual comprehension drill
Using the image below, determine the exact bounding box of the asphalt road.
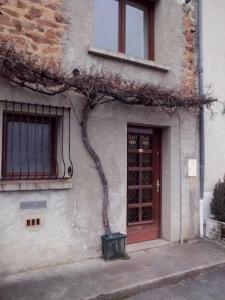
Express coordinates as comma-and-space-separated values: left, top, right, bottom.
128, 266, 225, 300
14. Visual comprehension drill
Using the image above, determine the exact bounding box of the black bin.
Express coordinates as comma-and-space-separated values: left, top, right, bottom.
101, 233, 127, 261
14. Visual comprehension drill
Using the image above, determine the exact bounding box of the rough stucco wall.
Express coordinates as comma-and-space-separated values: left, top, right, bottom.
0, 0, 200, 275
181, 1, 199, 237
0, 82, 199, 275
0, 0, 66, 70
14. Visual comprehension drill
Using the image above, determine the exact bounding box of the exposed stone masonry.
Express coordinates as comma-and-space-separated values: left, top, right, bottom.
0, 0, 66, 70
182, 3, 197, 94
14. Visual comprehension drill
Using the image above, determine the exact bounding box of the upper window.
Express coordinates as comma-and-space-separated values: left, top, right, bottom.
95, 0, 154, 60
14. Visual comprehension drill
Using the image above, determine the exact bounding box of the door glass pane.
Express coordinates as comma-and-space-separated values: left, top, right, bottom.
128, 207, 139, 223
142, 171, 152, 185
142, 153, 152, 167
142, 189, 152, 203
128, 133, 139, 149
128, 152, 139, 167
142, 206, 152, 221
7, 121, 51, 174
126, 1, 149, 58
128, 189, 139, 204
128, 171, 139, 186
141, 135, 152, 150
95, 0, 119, 51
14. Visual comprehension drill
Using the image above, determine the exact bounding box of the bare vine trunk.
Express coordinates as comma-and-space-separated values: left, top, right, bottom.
81, 102, 112, 236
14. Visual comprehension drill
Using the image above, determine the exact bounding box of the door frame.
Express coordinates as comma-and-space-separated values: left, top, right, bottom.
126, 124, 162, 243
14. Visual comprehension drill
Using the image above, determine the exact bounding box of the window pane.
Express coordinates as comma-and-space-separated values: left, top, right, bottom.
6, 121, 51, 174
126, 1, 149, 59
95, 0, 119, 51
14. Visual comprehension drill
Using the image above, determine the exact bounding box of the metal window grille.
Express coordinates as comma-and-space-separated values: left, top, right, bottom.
1, 101, 73, 181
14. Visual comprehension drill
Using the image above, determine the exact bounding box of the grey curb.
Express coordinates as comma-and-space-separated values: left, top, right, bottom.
85, 262, 225, 300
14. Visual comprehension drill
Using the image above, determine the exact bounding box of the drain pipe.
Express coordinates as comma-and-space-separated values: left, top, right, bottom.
198, 0, 204, 238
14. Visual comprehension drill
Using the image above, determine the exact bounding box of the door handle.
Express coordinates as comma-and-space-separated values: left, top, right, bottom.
156, 180, 160, 193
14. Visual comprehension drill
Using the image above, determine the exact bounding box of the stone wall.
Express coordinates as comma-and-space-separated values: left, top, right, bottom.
182, 2, 198, 94
0, 0, 66, 70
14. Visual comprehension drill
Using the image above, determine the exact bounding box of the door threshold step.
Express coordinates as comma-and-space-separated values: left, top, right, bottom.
127, 239, 171, 253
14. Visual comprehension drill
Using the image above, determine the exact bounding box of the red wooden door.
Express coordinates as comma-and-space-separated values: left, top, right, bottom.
127, 127, 161, 244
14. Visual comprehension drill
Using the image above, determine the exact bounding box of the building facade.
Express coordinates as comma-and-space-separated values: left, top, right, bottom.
0, 0, 200, 275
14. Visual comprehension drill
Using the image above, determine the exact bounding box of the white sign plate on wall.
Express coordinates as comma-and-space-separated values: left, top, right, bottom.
188, 159, 197, 177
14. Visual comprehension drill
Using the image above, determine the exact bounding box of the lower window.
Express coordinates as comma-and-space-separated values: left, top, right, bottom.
1, 102, 73, 180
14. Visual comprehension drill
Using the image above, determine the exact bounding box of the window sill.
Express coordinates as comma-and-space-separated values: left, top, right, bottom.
88, 47, 170, 72
0, 179, 72, 192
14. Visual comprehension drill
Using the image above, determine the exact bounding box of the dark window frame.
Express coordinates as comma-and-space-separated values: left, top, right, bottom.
96, 0, 155, 60
2, 112, 57, 180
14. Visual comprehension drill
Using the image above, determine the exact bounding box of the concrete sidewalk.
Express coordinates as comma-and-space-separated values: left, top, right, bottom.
0, 240, 225, 300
